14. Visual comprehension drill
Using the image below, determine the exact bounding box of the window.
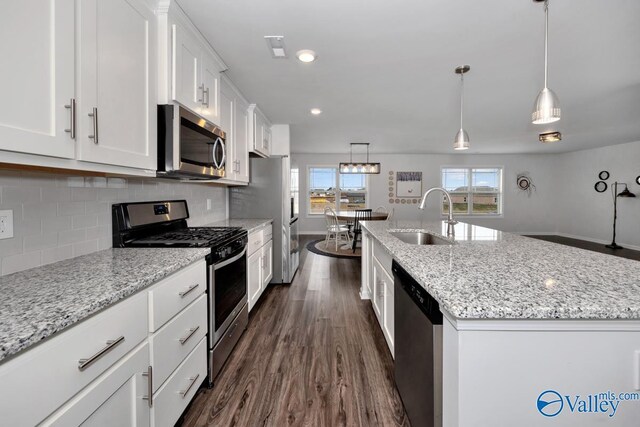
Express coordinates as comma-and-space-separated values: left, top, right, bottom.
339, 174, 367, 210
441, 167, 503, 216
308, 166, 367, 214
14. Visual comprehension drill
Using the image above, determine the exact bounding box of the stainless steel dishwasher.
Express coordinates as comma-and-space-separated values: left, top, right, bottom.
392, 260, 443, 427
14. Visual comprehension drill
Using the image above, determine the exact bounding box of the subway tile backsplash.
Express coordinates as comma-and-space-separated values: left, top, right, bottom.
0, 169, 228, 276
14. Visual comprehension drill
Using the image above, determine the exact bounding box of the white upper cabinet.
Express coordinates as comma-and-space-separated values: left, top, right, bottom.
0, 0, 75, 159
220, 75, 250, 184
168, 8, 223, 125
233, 97, 250, 183
77, 0, 157, 170
200, 55, 221, 124
172, 25, 202, 115
248, 104, 272, 158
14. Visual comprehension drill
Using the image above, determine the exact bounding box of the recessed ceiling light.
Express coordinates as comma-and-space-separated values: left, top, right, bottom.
310, 108, 322, 115
296, 50, 317, 63
264, 36, 287, 58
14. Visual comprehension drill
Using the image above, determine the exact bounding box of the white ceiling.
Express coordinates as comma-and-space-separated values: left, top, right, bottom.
178, 0, 640, 154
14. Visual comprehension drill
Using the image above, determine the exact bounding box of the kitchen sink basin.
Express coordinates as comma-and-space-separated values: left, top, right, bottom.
390, 231, 453, 246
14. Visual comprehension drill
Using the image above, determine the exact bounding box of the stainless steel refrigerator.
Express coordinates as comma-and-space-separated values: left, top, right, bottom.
229, 155, 299, 284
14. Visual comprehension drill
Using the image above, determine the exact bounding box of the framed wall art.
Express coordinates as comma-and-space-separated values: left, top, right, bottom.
396, 171, 422, 198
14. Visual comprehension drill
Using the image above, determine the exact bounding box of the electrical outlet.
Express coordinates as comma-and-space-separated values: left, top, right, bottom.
207, 199, 212, 210
0, 210, 14, 239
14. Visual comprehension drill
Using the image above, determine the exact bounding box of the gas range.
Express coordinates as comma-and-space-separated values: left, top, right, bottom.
112, 200, 247, 261
112, 200, 249, 387
123, 227, 243, 248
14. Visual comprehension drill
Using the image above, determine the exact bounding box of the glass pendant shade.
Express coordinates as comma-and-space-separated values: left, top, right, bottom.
532, 87, 561, 124
339, 162, 380, 174
453, 128, 470, 150
339, 143, 380, 174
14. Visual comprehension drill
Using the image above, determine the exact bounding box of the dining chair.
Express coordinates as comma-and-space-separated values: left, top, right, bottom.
375, 205, 393, 221
324, 207, 351, 251
352, 208, 372, 253
386, 207, 394, 221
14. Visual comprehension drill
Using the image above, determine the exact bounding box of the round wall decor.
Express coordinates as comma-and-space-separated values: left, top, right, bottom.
598, 171, 610, 180
517, 176, 531, 191
636, 175, 640, 185
594, 181, 608, 193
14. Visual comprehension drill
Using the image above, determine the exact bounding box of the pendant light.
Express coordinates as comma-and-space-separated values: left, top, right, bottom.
339, 143, 380, 174
532, 0, 561, 124
453, 65, 471, 151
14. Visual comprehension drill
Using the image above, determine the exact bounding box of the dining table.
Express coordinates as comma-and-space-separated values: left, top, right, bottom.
334, 210, 389, 221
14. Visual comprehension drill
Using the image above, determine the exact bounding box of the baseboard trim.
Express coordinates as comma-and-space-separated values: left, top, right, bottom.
554, 232, 640, 252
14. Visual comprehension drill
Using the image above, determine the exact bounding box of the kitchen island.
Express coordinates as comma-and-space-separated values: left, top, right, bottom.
361, 220, 640, 426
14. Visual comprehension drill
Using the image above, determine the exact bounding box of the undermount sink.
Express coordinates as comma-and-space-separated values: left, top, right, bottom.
390, 231, 453, 246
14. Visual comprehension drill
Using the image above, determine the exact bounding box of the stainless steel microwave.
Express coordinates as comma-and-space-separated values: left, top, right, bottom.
157, 105, 226, 180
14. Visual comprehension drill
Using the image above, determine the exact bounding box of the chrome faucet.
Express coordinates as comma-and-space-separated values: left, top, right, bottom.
419, 187, 458, 237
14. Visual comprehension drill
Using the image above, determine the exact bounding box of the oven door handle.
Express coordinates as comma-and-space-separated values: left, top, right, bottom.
214, 246, 247, 270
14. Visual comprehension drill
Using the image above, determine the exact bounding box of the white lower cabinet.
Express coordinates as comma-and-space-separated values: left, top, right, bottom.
247, 224, 274, 312
0, 291, 147, 427
262, 239, 273, 287
0, 258, 210, 426
41, 342, 150, 427
149, 294, 207, 391
366, 238, 395, 358
382, 273, 395, 355
152, 337, 207, 427
248, 248, 263, 311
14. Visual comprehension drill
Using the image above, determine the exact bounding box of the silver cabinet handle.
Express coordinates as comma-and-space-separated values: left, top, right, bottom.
198, 84, 205, 103
78, 336, 125, 371
203, 87, 210, 108
64, 98, 76, 139
88, 107, 98, 144
178, 283, 199, 298
179, 326, 200, 345
179, 374, 200, 397
142, 365, 153, 407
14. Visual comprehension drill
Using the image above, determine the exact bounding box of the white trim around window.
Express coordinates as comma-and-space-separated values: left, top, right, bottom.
439, 165, 504, 218
306, 165, 370, 217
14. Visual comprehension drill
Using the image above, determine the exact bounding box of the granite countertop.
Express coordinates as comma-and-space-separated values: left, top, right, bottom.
362, 220, 640, 320
204, 218, 273, 233
0, 247, 210, 363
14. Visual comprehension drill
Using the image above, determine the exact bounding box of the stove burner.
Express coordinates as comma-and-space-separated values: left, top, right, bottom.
127, 227, 244, 248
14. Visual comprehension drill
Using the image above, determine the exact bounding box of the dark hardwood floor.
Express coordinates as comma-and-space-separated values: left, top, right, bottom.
180, 235, 409, 427
526, 235, 640, 261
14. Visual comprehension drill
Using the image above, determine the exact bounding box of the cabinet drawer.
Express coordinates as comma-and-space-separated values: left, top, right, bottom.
152, 336, 207, 427
373, 239, 393, 277
0, 291, 147, 427
40, 341, 150, 427
263, 223, 273, 241
150, 294, 207, 391
149, 259, 206, 332
248, 229, 264, 256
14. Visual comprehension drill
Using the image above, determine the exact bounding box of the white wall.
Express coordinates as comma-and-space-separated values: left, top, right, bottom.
293, 141, 640, 249
556, 141, 640, 249
292, 153, 561, 234
0, 169, 228, 275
